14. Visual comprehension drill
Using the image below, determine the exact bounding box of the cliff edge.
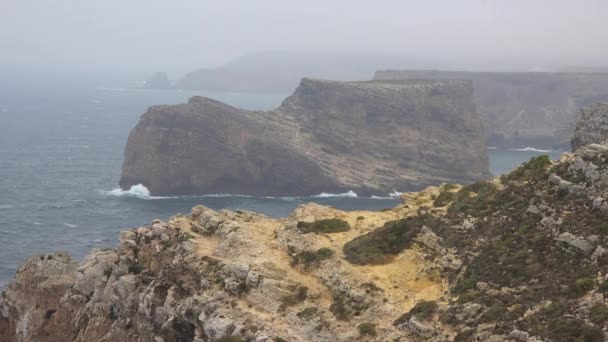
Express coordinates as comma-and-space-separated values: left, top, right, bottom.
374, 70, 608, 149
120, 78, 490, 196
572, 103, 608, 151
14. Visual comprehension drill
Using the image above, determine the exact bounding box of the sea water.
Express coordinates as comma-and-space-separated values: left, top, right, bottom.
0, 80, 564, 287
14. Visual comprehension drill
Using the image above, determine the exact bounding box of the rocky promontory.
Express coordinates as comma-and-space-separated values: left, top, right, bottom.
572, 103, 608, 151
374, 70, 608, 149
143, 72, 173, 89
120, 78, 490, 196
6, 142, 608, 341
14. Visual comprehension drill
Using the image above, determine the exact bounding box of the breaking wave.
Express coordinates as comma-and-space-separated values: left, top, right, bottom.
102, 185, 400, 201
510, 147, 555, 153
101, 184, 175, 200
313, 190, 358, 198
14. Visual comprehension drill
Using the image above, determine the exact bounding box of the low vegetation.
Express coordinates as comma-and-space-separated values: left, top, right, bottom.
357, 322, 377, 337
291, 248, 334, 270
433, 184, 458, 207
279, 286, 308, 311
343, 215, 440, 265
394, 300, 438, 324
297, 218, 350, 233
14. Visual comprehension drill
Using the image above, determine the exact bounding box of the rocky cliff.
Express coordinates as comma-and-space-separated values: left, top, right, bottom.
572, 103, 608, 151
120, 78, 490, 196
6, 143, 608, 341
143, 72, 173, 89
374, 70, 608, 149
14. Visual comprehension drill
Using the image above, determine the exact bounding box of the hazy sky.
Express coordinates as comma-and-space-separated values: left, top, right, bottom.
1, 0, 607, 74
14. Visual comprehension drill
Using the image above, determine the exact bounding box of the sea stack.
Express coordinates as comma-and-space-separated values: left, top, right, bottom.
142, 72, 173, 89
120, 78, 490, 196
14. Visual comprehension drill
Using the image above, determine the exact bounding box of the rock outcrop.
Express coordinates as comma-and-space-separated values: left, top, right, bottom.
572, 103, 608, 151
120, 78, 490, 196
374, 70, 608, 149
7, 145, 608, 341
143, 72, 173, 89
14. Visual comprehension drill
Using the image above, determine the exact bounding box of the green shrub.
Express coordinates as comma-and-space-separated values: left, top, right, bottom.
454, 329, 475, 342
590, 303, 608, 324
297, 307, 318, 319
506, 155, 551, 182
569, 277, 595, 298
480, 303, 508, 322
548, 319, 603, 342
297, 218, 350, 234
329, 299, 350, 321
433, 185, 458, 207
343, 215, 438, 265
279, 286, 308, 311
292, 248, 334, 270
394, 301, 438, 324
448, 181, 498, 216
357, 322, 377, 336
218, 336, 245, 342
128, 263, 143, 274
177, 232, 195, 243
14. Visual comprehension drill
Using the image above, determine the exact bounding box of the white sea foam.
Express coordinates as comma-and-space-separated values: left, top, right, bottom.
64, 223, 79, 228
510, 147, 555, 153
102, 185, 400, 201
371, 191, 403, 199
313, 190, 358, 198
102, 184, 174, 200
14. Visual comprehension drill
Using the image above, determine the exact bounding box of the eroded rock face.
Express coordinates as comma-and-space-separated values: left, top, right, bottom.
120, 78, 489, 196
572, 103, 608, 151
374, 70, 608, 149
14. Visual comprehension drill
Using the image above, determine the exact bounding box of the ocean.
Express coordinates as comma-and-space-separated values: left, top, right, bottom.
0, 80, 563, 288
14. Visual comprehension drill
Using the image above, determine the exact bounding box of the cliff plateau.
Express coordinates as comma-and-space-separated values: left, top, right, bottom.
374, 70, 608, 149
120, 78, 489, 196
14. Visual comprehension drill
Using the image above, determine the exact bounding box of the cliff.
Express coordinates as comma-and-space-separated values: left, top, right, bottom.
6, 143, 608, 341
572, 103, 608, 151
119, 78, 490, 196
374, 70, 608, 149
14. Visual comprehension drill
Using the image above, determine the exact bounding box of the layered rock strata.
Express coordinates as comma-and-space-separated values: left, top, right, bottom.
120, 78, 489, 196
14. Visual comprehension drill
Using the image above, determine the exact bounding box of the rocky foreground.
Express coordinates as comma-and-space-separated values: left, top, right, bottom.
120, 78, 489, 196
5, 144, 608, 341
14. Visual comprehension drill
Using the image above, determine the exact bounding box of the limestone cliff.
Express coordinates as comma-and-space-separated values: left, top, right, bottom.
120, 78, 489, 196
572, 103, 608, 151
6, 145, 608, 341
374, 70, 608, 149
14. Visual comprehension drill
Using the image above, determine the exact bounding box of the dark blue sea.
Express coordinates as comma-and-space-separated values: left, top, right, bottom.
0, 78, 562, 288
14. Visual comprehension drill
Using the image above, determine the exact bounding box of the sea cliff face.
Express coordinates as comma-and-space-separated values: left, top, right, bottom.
5, 143, 608, 341
374, 70, 608, 149
120, 78, 490, 196
572, 103, 608, 151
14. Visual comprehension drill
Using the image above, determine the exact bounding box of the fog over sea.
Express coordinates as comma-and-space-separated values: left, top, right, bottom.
0, 78, 562, 288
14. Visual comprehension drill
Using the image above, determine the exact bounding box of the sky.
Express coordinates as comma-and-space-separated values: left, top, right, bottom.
1, 0, 607, 75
